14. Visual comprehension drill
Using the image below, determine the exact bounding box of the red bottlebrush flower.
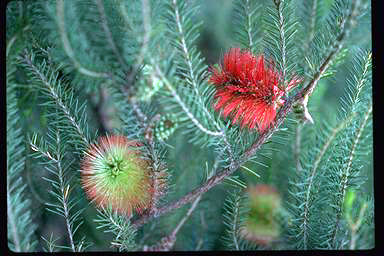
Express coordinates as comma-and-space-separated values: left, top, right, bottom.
81, 135, 152, 217
209, 48, 302, 131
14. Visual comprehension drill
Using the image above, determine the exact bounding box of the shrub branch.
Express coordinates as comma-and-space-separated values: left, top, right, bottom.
331, 103, 372, 247
132, 0, 361, 228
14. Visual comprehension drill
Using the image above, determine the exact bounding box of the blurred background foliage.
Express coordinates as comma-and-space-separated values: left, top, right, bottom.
7, 0, 372, 251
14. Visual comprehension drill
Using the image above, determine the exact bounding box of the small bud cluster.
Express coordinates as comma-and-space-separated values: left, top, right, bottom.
137, 65, 164, 102
154, 113, 179, 141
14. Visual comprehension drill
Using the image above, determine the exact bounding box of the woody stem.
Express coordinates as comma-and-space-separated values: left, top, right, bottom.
132, 0, 361, 229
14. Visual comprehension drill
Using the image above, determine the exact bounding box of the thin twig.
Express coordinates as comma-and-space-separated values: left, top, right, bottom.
22, 52, 90, 147
132, 0, 361, 230
303, 0, 319, 54
331, 104, 372, 246
170, 0, 233, 160
294, 123, 302, 172
194, 211, 207, 250
245, 0, 254, 50
274, 0, 287, 86
143, 195, 202, 251
30, 143, 57, 162
308, 0, 318, 44
230, 192, 242, 250
171, 0, 221, 129
349, 202, 368, 250
171, 0, 236, 164
293, 0, 360, 103
55, 130, 76, 252
152, 63, 224, 137
172, 195, 202, 238
129, 97, 148, 125
125, 0, 151, 87
302, 114, 354, 249
156, 0, 236, 160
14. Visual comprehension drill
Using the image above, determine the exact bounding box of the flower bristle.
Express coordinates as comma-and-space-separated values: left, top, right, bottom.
81, 135, 153, 217
209, 48, 301, 131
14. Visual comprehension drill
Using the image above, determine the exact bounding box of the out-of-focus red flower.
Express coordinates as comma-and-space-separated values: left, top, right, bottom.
240, 184, 282, 245
209, 48, 301, 131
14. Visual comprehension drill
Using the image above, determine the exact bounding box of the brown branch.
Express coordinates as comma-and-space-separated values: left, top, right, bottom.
132, 0, 361, 230
132, 99, 294, 228
294, 123, 303, 172
143, 195, 202, 251
293, 0, 360, 103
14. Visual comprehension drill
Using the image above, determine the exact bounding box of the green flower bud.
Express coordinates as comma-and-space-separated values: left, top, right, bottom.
81, 135, 152, 217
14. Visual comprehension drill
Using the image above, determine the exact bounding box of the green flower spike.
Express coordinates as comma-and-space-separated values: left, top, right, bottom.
81, 135, 152, 217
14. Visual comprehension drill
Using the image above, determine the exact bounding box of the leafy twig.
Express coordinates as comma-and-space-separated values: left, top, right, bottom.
293, 0, 361, 103
31, 130, 80, 252
132, 0, 362, 228
171, 0, 220, 129
143, 195, 202, 251
21, 51, 90, 147
54, 130, 76, 252
348, 202, 368, 250
125, 0, 151, 87
331, 104, 372, 246
274, 0, 287, 85
152, 63, 224, 137
301, 114, 354, 249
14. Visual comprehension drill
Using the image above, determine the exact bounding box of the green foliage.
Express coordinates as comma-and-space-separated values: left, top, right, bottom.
7, 59, 38, 252
231, 0, 263, 52
18, 49, 93, 153
320, 50, 372, 249
30, 127, 87, 252
154, 113, 180, 141
297, 0, 328, 56
157, 0, 226, 148
263, 0, 299, 84
222, 189, 245, 250
287, 49, 372, 249
95, 207, 137, 251
6, 0, 372, 252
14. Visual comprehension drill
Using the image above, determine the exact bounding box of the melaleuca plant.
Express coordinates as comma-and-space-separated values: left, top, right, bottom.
6, 0, 373, 252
